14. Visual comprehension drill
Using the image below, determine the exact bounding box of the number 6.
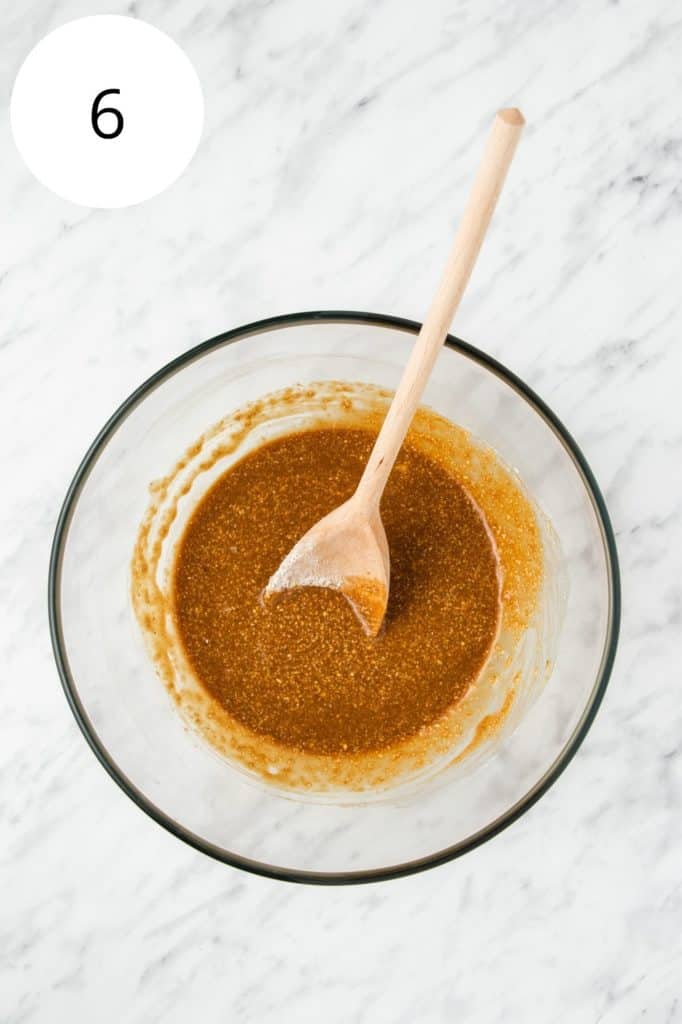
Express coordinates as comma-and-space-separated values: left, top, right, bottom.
91, 89, 123, 139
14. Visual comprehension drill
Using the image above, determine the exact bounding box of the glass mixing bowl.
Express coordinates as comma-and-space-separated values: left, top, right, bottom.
49, 312, 620, 883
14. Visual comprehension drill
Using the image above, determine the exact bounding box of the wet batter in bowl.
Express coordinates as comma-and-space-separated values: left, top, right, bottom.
172, 427, 501, 756
132, 381, 548, 793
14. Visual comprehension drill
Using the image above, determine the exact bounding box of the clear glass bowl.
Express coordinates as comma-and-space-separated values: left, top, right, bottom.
49, 312, 620, 883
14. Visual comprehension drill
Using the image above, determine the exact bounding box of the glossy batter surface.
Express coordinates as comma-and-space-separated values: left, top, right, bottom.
172, 427, 501, 756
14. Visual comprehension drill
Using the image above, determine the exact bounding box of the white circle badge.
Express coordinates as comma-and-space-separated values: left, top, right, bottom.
10, 16, 204, 208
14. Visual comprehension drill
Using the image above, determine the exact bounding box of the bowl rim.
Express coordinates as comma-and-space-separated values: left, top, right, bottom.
48, 310, 621, 885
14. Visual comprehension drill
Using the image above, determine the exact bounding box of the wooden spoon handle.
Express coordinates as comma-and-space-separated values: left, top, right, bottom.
355, 108, 525, 508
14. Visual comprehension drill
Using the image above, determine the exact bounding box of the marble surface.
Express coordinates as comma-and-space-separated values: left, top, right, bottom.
2, 0, 681, 1020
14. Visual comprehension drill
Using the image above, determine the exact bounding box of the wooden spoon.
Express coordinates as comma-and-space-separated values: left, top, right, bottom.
265, 108, 525, 636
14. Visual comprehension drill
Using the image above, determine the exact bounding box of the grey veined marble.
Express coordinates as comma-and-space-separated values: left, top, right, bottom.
1, 0, 680, 1021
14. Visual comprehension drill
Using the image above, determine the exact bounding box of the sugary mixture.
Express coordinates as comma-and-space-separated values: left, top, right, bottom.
172, 426, 501, 756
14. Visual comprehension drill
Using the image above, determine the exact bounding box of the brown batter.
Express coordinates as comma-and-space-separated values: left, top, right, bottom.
172, 427, 501, 757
